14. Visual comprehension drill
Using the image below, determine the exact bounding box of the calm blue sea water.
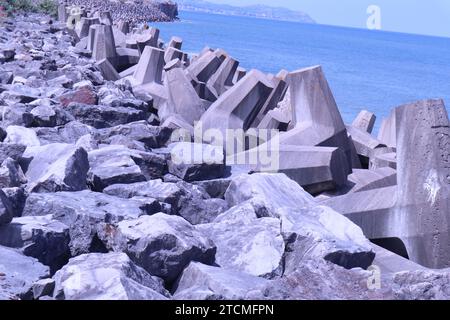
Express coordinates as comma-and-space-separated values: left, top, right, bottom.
152, 11, 450, 132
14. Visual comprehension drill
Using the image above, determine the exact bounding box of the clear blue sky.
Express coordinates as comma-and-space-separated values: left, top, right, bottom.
205, 0, 450, 38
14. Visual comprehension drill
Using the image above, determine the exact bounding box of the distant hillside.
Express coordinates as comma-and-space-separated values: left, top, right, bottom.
177, 0, 316, 23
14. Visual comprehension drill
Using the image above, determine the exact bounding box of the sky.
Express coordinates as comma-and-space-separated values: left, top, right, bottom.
204, 0, 450, 38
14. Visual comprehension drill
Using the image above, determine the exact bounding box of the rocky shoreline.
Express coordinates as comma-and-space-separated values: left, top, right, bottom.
0, 11, 449, 300
63, 0, 178, 26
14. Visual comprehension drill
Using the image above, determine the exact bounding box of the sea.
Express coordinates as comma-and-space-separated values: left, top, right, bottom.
152, 10, 450, 133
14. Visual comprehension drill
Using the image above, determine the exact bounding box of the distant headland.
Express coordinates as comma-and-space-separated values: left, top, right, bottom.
177, 0, 316, 23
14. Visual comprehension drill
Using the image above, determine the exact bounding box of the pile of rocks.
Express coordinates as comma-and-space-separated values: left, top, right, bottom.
63, 0, 178, 27
0, 11, 449, 300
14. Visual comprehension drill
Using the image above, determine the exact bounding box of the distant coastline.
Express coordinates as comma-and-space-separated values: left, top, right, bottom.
177, 0, 316, 24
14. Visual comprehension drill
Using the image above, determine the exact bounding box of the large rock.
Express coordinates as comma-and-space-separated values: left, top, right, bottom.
21, 143, 89, 193
0, 143, 26, 163
0, 245, 49, 300
168, 142, 225, 182
173, 262, 268, 300
4, 126, 40, 147
103, 179, 183, 210
0, 157, 27, 188
95, 121, 172, 149
53, 253, 169, 300
0, 189, 14, 226
198, 202, 285, 278
64, 103, 147, 129
391, 269, 450, 300
0, 215, 70, 273
87, 145, 146, 191
225, 173, 375, 270
260, 258, 389, 300
107, 213, 216, 283
21, 191, 157, 255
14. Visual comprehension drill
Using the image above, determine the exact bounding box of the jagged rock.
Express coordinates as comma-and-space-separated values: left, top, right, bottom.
173, 262, 268, 300
0, 245, 49, 300
59, 87, 97, 107
87, 145, 146, 191
0, 71, 13, 85
53, 253, 169, 300
4, 126, 40, 147
106, 213, 216, 283
21, 143, 89, 193
0, 157, 27, 188
27, 105, 75, 127
21, 190, 156, 255
64, 103, 147, 129
2, 187, 26, 218
198, 202, 284, 278
352, 110, 376, 134
175, 181, 229, 225
34, 121, 97, 145
32, 278, 55, 300
168, 142, 225, 182
0, 143, 26, 163
261, 258, 389, 300
225, 173, 375, 270
103, 179, 183, 211
0, 189, 14, 226
0, 215, 70, 273
193, 178, 232, 199
95, 121, 172, 149
392, 269, 450, 300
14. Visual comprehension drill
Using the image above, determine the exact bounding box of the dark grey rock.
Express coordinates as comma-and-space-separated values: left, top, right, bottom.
21, 190, 154, 256
0, 157, 27, 188
64, 103, 147, 129
87, 145, 147, 191
32, 278, 55, 300
0, 215, 70, 273
106, 213, 216, 283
